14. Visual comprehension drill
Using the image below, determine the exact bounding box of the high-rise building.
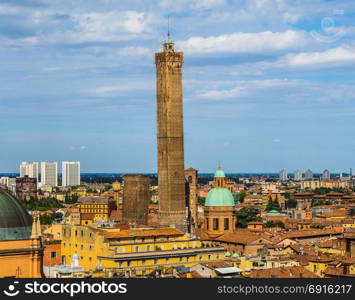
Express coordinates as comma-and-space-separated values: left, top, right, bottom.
155, 33, 186, 231
41, 162, 58, 187
20, 161, 39, 180
321, 169, 330, 180
16, 176, 37, 201
122, 174, 150, 226
62, 161, 80, 187
304, 169, 313, 180
279, 169, 288, 181
294, 170, 302, 181
0, 177, 9, 187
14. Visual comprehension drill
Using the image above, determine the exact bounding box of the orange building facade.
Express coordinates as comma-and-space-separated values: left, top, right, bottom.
0, 189, 44, 278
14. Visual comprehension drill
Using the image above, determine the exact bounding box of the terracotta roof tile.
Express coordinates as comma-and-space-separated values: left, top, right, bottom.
246, 266, 319, 278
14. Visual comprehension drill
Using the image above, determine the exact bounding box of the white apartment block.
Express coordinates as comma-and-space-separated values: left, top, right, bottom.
0, 177, 10, 187
41, 161, 58, 187
62, 161, 80, 187
294, 170, 302, 181
279, 169, 288, 181
20, 161, 39, 179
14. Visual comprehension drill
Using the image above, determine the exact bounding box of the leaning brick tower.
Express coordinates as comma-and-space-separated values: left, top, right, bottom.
155, 33, 186, 232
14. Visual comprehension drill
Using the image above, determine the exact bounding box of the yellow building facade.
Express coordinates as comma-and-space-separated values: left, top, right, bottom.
75, 196, 115, 225
61, 225, 225, 276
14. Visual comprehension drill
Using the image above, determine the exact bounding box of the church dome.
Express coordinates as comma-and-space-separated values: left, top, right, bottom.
0, 188, 32, 241
205, 188, 235, 207
205, 167, 235, 207
214, 167, 226, 178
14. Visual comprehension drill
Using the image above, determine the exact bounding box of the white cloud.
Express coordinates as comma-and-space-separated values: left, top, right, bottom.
195, 78, 355, 103
68, 10, 154, 43
273, 138, 280, 143
286, 45, 355, 67
0, 4, 22, 15
177, 30, 310, 55
88, 82, 153, 98
117, 46, 150, 57
198, 79, 295, 100
69, 145, 87, 151
191, 0, 226, 10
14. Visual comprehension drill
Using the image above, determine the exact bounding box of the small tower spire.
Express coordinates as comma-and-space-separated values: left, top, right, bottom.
166, 16, 174, 44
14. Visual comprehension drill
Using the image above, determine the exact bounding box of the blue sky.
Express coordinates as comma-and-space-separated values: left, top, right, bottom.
0, 0, 355, 173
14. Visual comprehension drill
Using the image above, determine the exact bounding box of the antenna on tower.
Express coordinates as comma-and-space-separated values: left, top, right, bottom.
168, 15, 170, 37
166, 15, 173, 44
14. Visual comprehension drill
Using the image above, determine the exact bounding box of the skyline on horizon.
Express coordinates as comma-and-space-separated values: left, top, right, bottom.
1, 0, 355, 173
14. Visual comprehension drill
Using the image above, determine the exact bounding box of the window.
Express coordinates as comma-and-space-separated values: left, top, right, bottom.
224, 218, 229, 230
213, 218, 219, 230
50, 252, 57, 259
206, 218, 209, 230
135, 246, 140, 252
147, 245, 151, 252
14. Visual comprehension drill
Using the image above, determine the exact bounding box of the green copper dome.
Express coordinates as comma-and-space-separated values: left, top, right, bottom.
0, 188, 32, 241
266, 210, 282, 216
205, 188, 235, 207
166, 33, 174, 44
214, 167, 226, 178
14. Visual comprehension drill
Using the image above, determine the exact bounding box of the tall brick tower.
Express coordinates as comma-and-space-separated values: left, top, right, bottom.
122, 174, 150, 226
155, 32, 186, 232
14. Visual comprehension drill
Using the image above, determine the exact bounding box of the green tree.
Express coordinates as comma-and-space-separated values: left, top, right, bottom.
235, 207, 261, 228
285, 198, 297, 209
265, 220, 285, 228
198, 196, 205, 205
40, 213, 55, 225
265, 198, 281, 212
104, 184, 113, 191
236, 191, 246, 203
